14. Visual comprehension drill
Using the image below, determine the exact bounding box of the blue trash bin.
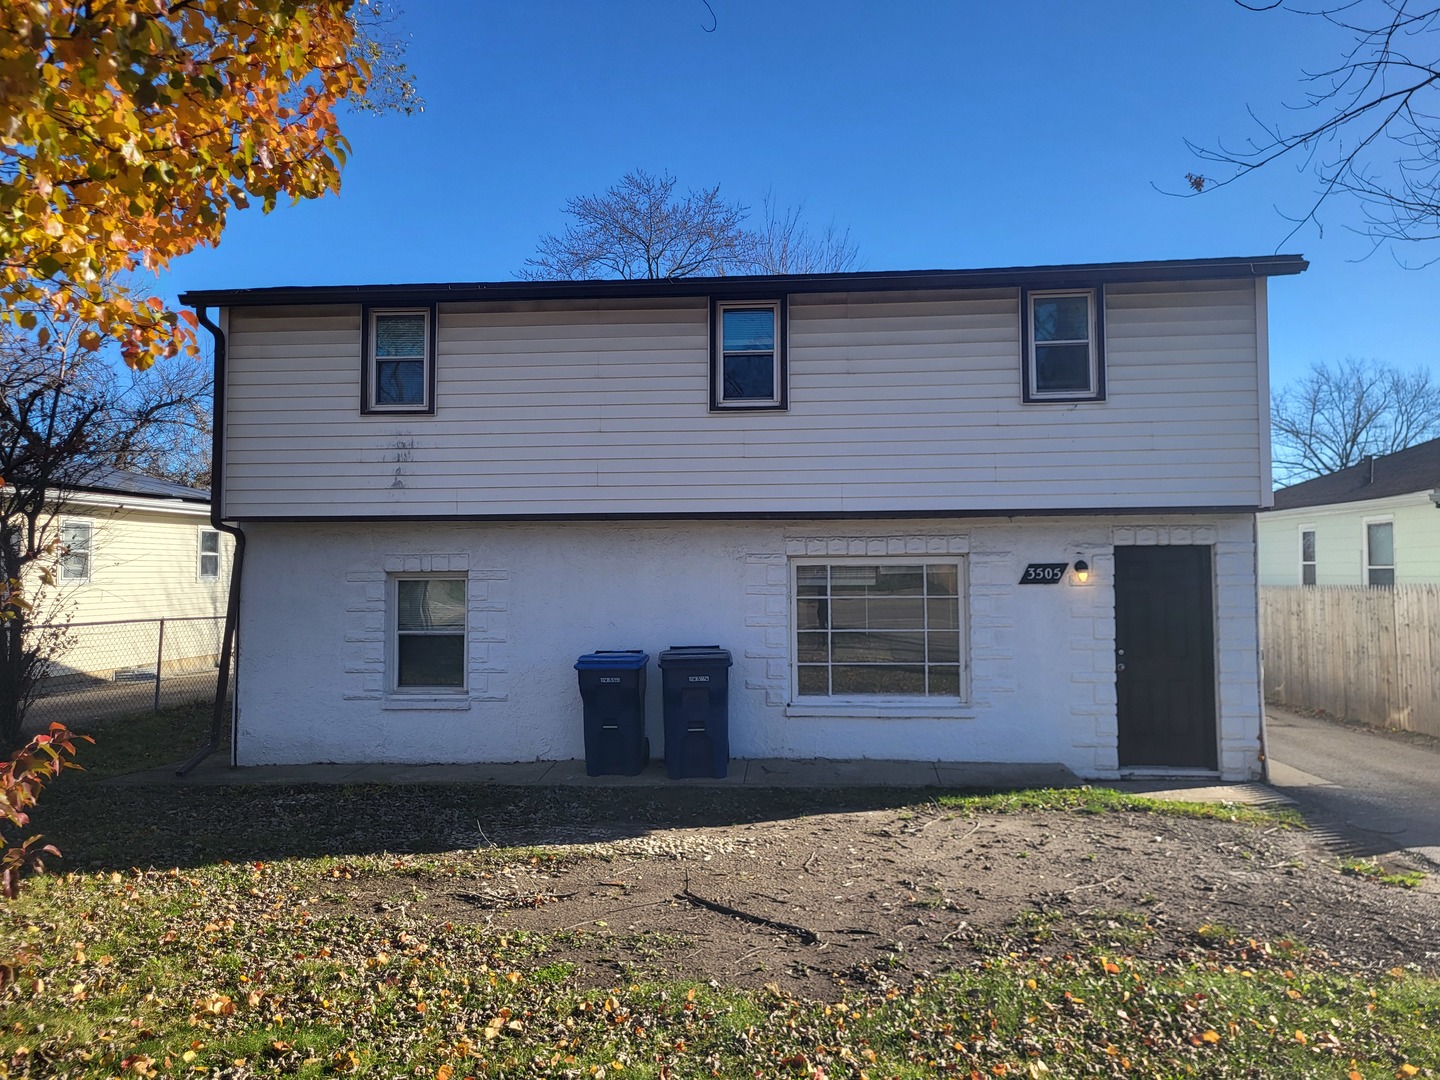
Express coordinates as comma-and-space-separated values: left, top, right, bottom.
658, 645, 733, 779
575, 650, 650, 776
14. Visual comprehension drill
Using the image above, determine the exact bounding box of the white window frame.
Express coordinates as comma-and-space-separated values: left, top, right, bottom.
1023, 287, 1104, 402
198, 527, 222, 581
57, 517, 94, 584
1362, 516, 1395, 587
365, 306, 434, 414
1298, 525, 1317, 586
389, 574, 468, 694
790, 556, 969, 706
712, 299, 785, 410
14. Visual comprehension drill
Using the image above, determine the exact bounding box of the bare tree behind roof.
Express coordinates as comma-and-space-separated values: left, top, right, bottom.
522, 169, 861, 280
1185, 1, 1440, 253
744, 192, 860, 275
1271, 357, 1440, 485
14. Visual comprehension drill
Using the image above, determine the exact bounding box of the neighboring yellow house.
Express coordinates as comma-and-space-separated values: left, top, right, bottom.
38, 470, 233, 686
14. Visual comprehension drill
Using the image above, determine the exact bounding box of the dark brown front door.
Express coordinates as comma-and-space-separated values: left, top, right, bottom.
1114, 545, 1217, 769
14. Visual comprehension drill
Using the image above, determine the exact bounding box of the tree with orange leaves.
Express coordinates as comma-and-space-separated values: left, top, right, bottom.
0, 0, 412, 368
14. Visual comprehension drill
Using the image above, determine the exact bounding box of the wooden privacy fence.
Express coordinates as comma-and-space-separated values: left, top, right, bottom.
1261, 585, 1440, 737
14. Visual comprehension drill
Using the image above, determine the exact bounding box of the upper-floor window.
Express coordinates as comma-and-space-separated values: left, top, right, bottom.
1300, 527, 1316, 585
712, 300, 786, 410
364, 306, 434, 414
1022, 288, 1105, 402
58, 519, 93, 583
199, 528, 221, 580
1365, 519, 1394, 587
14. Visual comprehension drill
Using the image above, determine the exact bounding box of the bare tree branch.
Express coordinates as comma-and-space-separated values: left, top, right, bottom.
1185, 1, 1440, 250
1271, 356, 1440, 484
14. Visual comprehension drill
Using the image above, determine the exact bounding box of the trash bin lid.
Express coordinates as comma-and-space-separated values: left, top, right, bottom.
575, 650, 650, 670
658, 645, 732, 666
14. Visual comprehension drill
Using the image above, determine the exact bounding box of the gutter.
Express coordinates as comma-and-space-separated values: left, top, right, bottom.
176, 306, 245, 777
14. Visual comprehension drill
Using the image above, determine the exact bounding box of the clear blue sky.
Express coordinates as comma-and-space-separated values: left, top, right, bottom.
164, 0, 1437, 391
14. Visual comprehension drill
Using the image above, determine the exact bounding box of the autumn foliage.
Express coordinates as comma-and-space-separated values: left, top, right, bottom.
0, 1, 369, 368
0, 722, 89, 899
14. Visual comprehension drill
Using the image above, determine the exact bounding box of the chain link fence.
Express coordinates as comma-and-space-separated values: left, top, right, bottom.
24, 616, 225, 732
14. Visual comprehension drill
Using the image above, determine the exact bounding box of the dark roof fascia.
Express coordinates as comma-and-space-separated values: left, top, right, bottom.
224, 505, 1263, 524
179, 254, 1308, 309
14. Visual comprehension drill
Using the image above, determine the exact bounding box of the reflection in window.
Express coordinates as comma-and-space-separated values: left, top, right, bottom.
795, 562, 964, 698
1366, 522, 1394, 587
395, 577, 466, 688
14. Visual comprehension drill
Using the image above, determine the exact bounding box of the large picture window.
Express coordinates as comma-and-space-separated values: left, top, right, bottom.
393, 576, 467, 690
1023, 287, 1104, 402
364, 306, 435, 414
793, 560, 965, 699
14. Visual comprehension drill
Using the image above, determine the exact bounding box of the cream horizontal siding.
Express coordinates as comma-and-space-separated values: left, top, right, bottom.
222, 279, 1265, 518
1258, 493, 1440, 585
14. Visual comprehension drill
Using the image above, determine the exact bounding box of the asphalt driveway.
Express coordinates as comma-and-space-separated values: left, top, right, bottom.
1266, 704, 1440, 868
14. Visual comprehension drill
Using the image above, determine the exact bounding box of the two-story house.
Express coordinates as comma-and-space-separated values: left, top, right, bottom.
180, 254, 1306, 780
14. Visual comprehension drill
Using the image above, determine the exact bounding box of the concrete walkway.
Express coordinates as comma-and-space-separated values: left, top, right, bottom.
112, 755, 1083, 790
1265, 705, 1440, 868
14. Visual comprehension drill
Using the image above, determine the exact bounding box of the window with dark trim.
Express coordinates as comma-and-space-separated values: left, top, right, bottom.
362, 305, 436, 414
1022, 287, 1105, 402
712, 299, 786, 410
1300, 527, 1316, 586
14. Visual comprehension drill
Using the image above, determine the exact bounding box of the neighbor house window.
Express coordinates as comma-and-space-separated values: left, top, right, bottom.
712, 300, 786, 409
198, 528, 221, 580
364, 306, 434, 413
794, 560, 965, 699
58, 519, 93, 583
1023, 288, 1104, 402
1365, 520, 1394, 587
1300, 527, 1316, 586
393, 576, 467, 690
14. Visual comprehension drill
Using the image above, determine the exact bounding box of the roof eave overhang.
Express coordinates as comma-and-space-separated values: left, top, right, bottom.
179, 254, 1310, 309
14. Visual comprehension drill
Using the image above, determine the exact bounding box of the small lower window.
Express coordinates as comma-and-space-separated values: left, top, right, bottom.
393, 576, 467, 689
58, 519, 93, 583
1365, 521, 1394, 587
793, 560, 966, 699
199, 529, 221, 580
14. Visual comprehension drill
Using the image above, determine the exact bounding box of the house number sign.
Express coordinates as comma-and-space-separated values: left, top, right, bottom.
1018, 563, 1069, 584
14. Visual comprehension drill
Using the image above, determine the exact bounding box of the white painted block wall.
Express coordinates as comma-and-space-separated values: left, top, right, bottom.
234, 515, 1263, 780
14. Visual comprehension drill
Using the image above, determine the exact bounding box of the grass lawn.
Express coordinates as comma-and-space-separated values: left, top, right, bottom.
2, 704, 1437, 1078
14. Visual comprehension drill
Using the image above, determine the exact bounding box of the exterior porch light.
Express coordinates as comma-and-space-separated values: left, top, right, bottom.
1072, 559, 1090, 584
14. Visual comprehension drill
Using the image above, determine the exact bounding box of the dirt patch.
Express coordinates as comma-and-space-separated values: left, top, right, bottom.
324, 806, 1440, 997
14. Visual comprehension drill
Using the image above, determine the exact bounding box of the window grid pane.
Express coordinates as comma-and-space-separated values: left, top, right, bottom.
795, 562, 962, 698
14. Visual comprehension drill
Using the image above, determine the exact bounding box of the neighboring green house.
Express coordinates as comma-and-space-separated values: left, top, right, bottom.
1258, 437, 1440, 586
